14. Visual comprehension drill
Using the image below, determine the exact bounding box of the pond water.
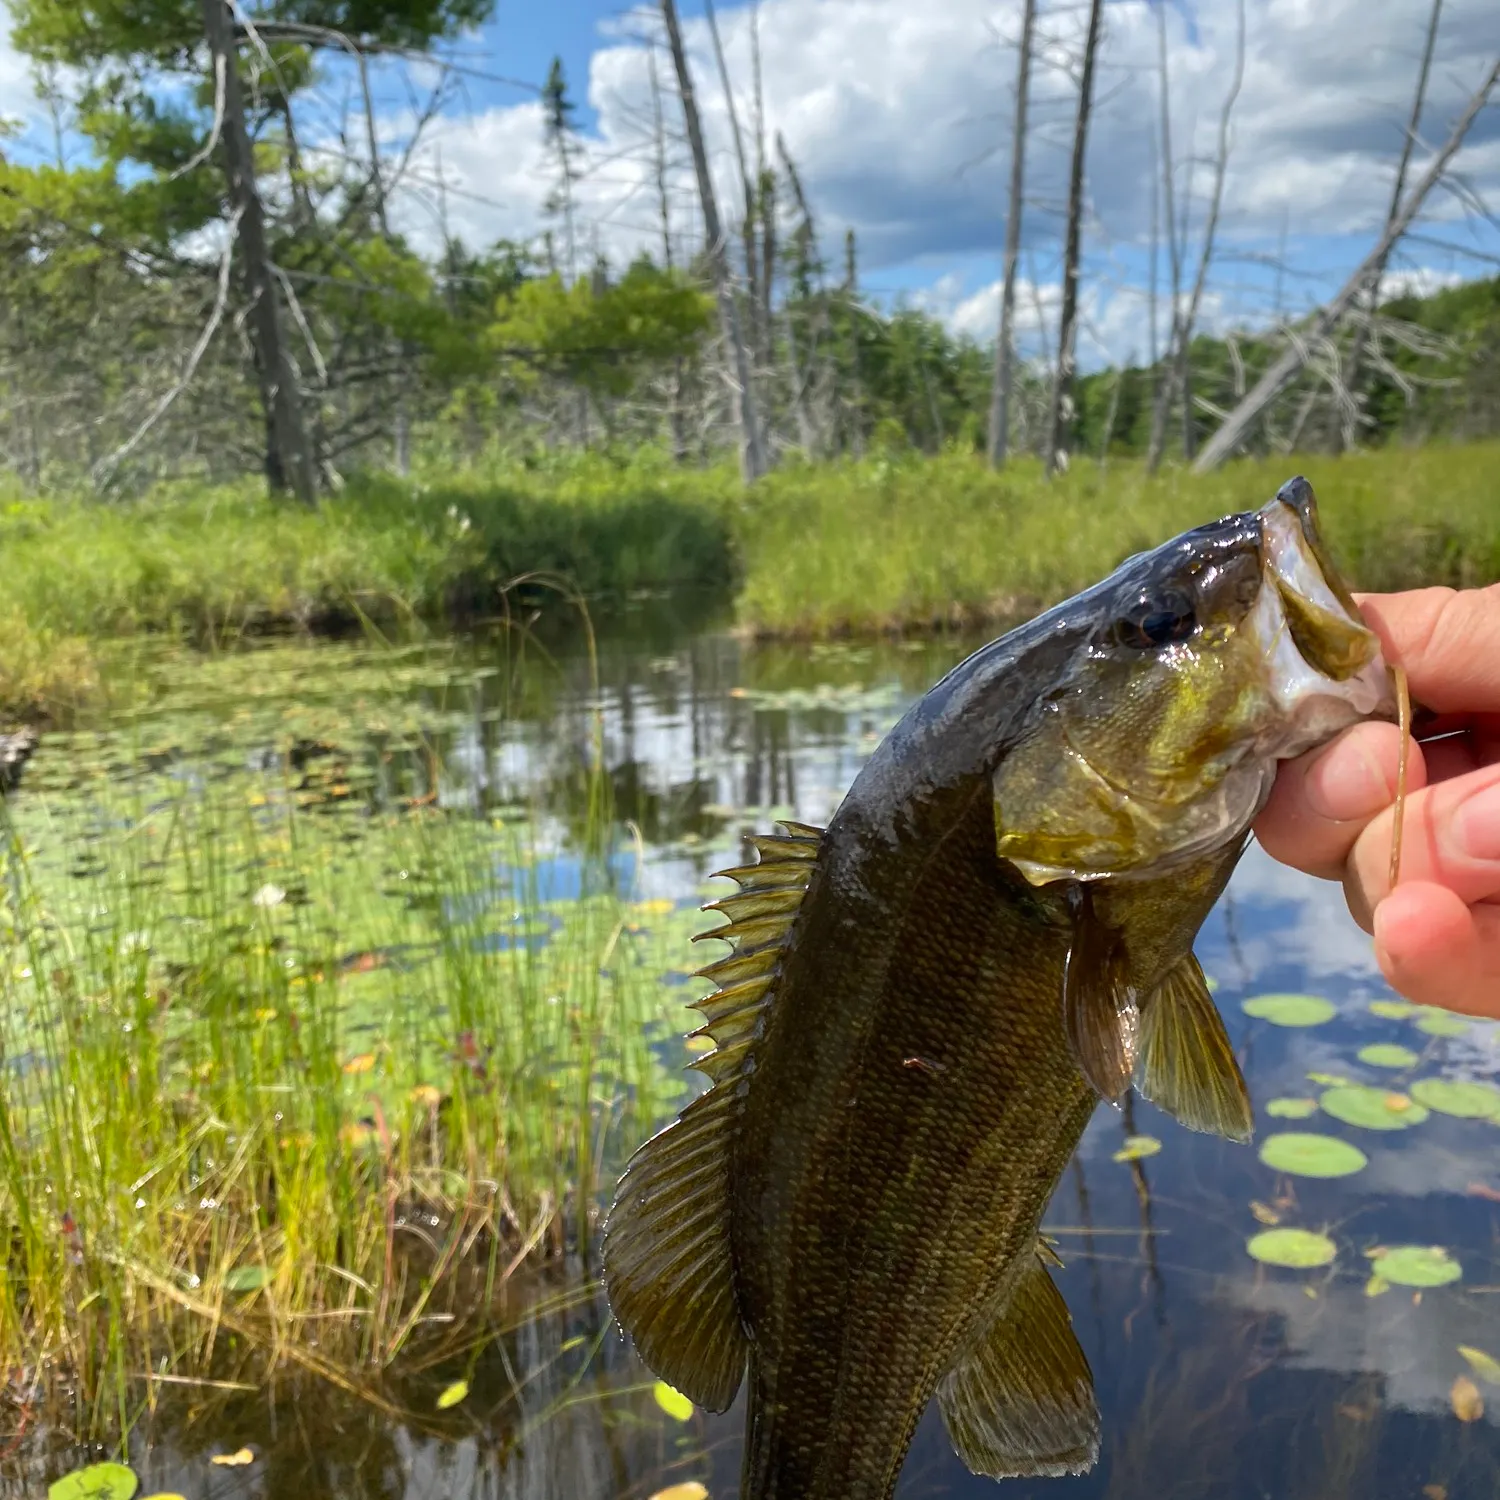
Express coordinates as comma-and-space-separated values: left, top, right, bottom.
13, 606, 1500, 1500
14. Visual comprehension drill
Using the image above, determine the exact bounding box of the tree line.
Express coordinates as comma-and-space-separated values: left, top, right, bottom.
0, 0, 1496, 501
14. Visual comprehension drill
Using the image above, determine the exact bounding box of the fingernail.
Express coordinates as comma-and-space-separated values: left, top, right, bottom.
1304, 736, 1393, 823
1454, 781, 1500, 864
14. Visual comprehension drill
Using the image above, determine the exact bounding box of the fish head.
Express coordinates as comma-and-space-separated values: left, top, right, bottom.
993, 475, 1395, 885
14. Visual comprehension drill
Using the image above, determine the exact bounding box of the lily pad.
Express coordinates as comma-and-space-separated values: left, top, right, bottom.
48, 1466, 139, 1500
1369, 999, 1419, 1019
1357, 1044, 1419, 1069
1307, 1071, 1352, 1088
1259, 1132, 1369, 1179
1410, 1079, 1500, 1120
1319, 1086, 1429, 1131
1246, 1228, 1337, 1268
1113, 1135, 1161, 1162
224, 1264, 272, 1294
1459, 1345, 1500, 1385
653, 1380, 694, 1421
1265, 1097, 1319, 1119
1242, 993, 1337, 1027
1415, 1009, 1471, 1038
1371, 1244, 1462, 1287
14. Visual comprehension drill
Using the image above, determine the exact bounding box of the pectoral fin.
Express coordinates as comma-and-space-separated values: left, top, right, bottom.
1063, 888, 1138, 1102
1135, 954, 1252, 1142
938, 1248, 1100, 1479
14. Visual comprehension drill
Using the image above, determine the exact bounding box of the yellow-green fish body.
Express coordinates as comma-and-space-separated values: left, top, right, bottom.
605, 478, 1392, 1498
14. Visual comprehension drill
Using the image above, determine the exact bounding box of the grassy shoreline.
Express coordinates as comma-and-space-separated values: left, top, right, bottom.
3, 441, 1497, 720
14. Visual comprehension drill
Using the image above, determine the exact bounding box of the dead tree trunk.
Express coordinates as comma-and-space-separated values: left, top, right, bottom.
661, 0, 769, 481
1193, 54, 1499, 472
703, 0, 761, 364
1043, 0, 1105, 478
1146, 0, 1182, 473
1336, 0, 1444, 450
647, 46, 688, 462
987, 0, 1037, 469
201, 0, 315, 502
1175, 0, 1245, 463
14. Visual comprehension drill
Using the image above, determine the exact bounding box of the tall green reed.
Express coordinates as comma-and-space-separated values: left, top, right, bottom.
0, 640, 687, 1436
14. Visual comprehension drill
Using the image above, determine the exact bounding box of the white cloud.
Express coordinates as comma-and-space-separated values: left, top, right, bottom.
389, 0, 1500, 343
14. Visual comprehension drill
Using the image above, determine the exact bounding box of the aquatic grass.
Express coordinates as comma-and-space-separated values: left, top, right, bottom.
729, 441, 1500, 635
3, 440, 1498, 722
0, 713, 688, 1432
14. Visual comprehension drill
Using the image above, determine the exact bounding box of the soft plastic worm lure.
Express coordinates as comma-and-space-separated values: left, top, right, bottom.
1388, 663, 1411, 890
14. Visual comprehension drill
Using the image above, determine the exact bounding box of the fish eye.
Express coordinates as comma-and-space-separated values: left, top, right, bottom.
1115, 588, 1198, 650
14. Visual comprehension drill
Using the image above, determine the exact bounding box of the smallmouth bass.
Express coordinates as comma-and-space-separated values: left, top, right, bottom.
605, 477, 1393, 1498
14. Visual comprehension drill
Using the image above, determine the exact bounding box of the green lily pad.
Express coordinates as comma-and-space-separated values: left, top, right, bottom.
1459, 1345, 1500, 1384
1242, 993, 1337, 1027
1369, 999, 1419, 1019
1266, 1097, 1319, 1119
1307, 1071, 1352, 1087
1409, 1078, 1500, 1119
48, 1465, 139, 1500
653, 1380, 694, 1421
1258, 1132, 1369, 1179
1113, 1135, 1161, 1162
1414, 1009, 1471, 1038
1357, 1044, 1419, 1069
1370, 1244, 1462, 1287
224, 1264, 272, 1294
1319, 1085, 1428, 1131
1246, 1228, 1337, 1269
436, 1379, 469, 1409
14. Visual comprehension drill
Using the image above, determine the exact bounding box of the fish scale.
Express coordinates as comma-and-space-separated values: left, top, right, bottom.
604, 478, 1396, 1500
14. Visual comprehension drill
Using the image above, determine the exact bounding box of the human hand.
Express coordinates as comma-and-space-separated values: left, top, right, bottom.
1254, 584, 1500, 1015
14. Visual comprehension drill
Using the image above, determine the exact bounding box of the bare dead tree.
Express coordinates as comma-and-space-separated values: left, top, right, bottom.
777, 134, 824, 453
1335, 0, 1444, 450
987, 0, 1037, 469
703, 0, 762, 363
1145, 0, 1182, 472
751, 2, 776, 374
1171, 0, 1245, 462
647, 45, 689, 462
661, 0, 769, 481
201, 0, 316, 501
1043, 0, 1106, 477
1194, 53, 1500, 472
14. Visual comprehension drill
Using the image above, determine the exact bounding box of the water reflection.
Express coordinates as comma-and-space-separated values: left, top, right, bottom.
18, 610, 1500, 1497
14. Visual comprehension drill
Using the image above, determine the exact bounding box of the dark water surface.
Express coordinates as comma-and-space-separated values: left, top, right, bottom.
15, 609, 1500, 1499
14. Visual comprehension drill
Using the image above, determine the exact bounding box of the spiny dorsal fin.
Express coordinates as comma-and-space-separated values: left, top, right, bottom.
938, 1245, 1099, 1479
1063, 887, 1137, 1102
602, 821, 822, 1412
1135, 954, 1252, 1143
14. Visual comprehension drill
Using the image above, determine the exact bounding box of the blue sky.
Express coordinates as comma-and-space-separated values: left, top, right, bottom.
433, 0, 1500, 364
3, 0, 1497, 366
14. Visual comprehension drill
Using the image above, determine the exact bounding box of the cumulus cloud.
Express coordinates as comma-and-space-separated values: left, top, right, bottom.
378, 0, 1499, 362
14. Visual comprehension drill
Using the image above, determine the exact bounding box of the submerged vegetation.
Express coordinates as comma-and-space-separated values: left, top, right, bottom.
3, 438, 1497, 721
0, 640, 701, 1431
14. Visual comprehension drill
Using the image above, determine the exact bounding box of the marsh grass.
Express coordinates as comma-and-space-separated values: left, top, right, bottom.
2, 442, 1494, 719
731, 442, 1500, 634
0, 684, 695, 1436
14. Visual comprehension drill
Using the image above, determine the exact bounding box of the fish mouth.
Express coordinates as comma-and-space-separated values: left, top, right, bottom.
1251, 478, 1395, 751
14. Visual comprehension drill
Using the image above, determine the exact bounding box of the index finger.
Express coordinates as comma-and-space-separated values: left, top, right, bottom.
1356, 585, 1500, 715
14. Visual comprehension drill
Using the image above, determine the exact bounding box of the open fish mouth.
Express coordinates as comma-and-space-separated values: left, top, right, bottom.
1252, 477, 1395, 753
